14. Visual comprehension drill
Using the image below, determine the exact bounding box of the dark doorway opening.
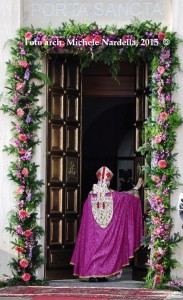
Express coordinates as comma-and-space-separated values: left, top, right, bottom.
81, 60, 136, 203
82, 97, 136, 201
81, 61, 148, 281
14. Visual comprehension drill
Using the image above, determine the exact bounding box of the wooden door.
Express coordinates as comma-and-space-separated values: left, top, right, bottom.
132, 62, 150, 280
46, 55, 81, 279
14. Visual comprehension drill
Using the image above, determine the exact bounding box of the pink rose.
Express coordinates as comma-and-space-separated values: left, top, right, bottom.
22, 167, 29, 177
24, 32, 33, 40
19, 149, 26, 155
15, 246, 24, 253
154, 196, 163, 202
152, 216, 161, 224
158, 32, 166, 41
159, 112, 168, 120
19, 61, 28, 68
154, 274, 161, 285
16, 82, 24, 91
41, 35, 47, 45
17, 186, 25, 195
158, 160, 167, 168
23, 230, 32, 237
152, 176, 161, 183
122, 35, 128, 42
155, 264, 164, 272
58, 40, 65, 48
154, 250, 160, 256
83, 35, 93, 44
154, 228, 161, 235
19, 259, 29, 268
157, 66, 165, 74
17, 108, 25, 116
19, 210, 28, 219
22, 273, 31, 282
94, 35, 102, 43
154, 135, 161, 144
18, 134, 27, 141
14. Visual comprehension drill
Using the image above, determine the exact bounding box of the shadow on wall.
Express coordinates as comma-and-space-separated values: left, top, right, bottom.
0, 248, 14, 279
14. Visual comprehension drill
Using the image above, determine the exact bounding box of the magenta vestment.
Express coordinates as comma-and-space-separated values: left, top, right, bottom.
71, 191, 143, 278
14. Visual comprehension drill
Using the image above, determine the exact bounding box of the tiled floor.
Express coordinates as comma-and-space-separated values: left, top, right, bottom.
49, 266, 144, 288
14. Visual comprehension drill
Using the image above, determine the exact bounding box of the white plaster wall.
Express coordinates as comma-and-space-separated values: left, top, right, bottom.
0, 0, 22, 279
170, 0, 183, 281
22, 0, 172, 28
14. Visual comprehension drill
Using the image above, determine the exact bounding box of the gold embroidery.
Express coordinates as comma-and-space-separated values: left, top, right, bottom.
91, 193, 113, 228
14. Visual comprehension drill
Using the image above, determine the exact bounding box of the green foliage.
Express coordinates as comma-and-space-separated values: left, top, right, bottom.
58, 19, 91, 36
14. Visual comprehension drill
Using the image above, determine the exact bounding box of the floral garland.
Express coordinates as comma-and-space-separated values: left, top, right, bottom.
1, 33, 48, 285
140, 48, 183, 288
1, 20, 183, 287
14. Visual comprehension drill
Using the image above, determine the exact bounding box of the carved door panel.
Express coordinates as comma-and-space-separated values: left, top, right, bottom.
46, 55, 81, 279
133, 62, 150, 280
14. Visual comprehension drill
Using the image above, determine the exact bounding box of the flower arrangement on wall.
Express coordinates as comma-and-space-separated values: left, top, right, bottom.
139, 47, 183, 288
1, 20, 183, 287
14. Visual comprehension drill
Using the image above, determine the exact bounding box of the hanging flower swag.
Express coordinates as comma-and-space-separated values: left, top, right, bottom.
1, 20, 183, 288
